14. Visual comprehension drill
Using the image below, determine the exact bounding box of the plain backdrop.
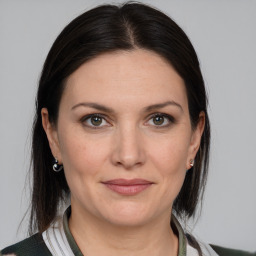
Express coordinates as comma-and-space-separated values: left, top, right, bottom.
0, 0, 255, 251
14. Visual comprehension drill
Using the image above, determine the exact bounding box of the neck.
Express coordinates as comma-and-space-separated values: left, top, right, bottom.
69, 204, 179, 256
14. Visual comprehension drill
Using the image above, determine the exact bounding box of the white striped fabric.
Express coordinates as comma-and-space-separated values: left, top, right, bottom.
42, 213, 218, 256
42, 217, 74, 256
187, 244, 200, 256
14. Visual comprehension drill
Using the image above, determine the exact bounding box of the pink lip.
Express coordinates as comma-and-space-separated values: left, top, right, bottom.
102, 179, 154, 196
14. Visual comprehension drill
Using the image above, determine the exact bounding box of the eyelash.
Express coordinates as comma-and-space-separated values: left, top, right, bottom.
80, 113, 175, 129
80, 113, 109, 129
147, 113, 175, 128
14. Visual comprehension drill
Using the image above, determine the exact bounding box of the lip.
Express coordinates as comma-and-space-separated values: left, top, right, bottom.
102, 179, 154, 196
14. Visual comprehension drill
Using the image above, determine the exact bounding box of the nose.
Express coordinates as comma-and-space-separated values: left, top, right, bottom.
110, 125, 146, 170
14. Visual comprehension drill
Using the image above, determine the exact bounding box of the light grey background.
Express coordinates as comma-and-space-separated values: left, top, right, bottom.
0, 0, 255, 251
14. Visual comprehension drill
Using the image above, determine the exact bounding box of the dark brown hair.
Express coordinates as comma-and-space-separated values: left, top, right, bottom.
30, 1, 210, 241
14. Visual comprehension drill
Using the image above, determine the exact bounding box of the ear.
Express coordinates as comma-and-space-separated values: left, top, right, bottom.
41, 108, 62, 164
186, 111, 205, 169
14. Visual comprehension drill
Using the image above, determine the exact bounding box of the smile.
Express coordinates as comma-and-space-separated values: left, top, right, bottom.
102, 179, 154, 196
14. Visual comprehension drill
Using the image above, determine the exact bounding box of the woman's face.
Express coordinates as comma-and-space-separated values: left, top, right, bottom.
42, 49, 204, 227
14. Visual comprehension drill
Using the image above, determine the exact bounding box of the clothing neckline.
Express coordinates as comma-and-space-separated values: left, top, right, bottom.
62, 206, 187, 256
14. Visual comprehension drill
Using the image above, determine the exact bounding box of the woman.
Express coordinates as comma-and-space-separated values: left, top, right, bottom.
1, 2, 253, 256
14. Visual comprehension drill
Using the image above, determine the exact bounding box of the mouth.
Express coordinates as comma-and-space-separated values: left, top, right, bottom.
101, 179, 154, 196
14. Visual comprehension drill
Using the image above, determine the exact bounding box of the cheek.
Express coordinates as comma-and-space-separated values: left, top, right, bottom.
58, 129, 111, 206
58, 128, 109, 178
148, 133, 190, 197
149, 133, 190, 174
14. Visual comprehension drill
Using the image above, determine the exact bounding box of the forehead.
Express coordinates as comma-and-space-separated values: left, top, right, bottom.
62, 49, 188, 111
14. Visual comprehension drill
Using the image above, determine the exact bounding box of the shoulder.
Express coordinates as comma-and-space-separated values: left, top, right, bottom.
186, 233, 255, 256
210, 244, 256, 256
1, 233, 52, 256
188, 241, 255, 256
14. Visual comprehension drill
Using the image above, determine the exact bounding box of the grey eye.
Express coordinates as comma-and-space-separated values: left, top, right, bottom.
90, 116, 103, 126
147, 113, 174, 127
153, 115, 165, 125
82, 114, 108, 128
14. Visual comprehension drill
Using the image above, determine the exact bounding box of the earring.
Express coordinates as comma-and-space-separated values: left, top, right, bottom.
53, 158, 63, 172
189, 159, 194, 168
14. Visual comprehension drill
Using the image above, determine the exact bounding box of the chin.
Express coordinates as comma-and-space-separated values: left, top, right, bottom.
98, 201, 155, 227
105, 215, 151, 228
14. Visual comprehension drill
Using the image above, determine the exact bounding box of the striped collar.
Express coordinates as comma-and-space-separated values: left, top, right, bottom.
62, 207, 83, 256
43, 206, 196, 256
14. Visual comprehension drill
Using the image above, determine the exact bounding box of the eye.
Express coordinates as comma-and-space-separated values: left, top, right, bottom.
81, 114, 109, 128
147, 113, 174, 127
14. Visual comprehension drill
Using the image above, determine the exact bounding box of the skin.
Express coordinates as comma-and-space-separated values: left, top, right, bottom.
42, 49, 205, 256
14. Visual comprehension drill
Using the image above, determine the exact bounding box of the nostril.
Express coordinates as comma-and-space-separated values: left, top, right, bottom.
114, 155, 144, 170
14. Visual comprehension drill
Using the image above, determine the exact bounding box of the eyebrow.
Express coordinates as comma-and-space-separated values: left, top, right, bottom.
143, 101, 183, 112
71, 102, 115, 113
71, 100, 183, 113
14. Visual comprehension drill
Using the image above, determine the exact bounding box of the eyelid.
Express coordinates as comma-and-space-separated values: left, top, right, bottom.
80, 112, 175, 129
145, 112, 175, 127
80, 113, 111, 129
